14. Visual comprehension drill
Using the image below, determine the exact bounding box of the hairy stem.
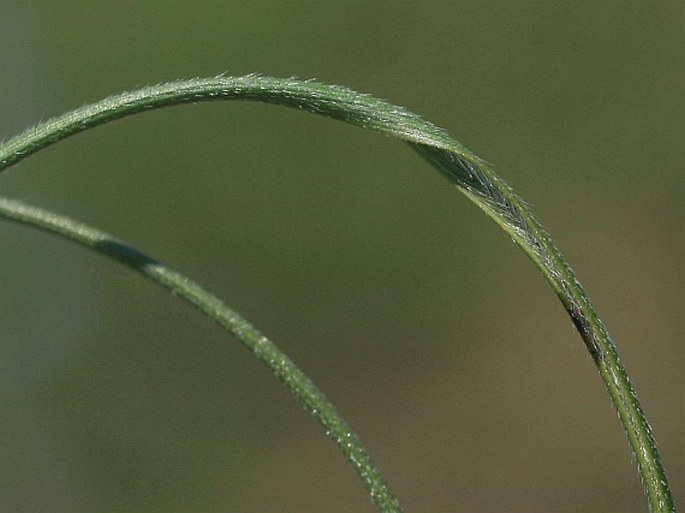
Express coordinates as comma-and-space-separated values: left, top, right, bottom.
0, 196, 403, 513
0, 75, 674, 512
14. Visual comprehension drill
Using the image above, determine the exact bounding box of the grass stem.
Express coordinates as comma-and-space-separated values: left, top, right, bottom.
0, 75, 674, 512
0, 196, 403, 513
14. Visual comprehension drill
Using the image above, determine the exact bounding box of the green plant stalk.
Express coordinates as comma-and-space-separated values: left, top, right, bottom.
0, 196, 403, 513
0, 75, 674, 512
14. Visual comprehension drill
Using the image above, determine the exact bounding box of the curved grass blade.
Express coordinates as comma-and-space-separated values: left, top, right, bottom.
0, 196, 403, 513
0, 75, 674, 512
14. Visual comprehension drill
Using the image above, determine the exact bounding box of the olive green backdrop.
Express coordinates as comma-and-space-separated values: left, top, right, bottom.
1, 2, 683, 512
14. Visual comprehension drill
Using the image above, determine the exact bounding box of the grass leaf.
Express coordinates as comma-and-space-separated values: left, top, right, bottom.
0, 75, 674, 512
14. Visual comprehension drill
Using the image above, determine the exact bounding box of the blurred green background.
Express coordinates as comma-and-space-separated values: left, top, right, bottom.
1, 2, 683, 512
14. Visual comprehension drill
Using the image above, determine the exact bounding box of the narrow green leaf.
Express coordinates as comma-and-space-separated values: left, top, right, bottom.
0, 196, 403, 513
0, 75, 674, 512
